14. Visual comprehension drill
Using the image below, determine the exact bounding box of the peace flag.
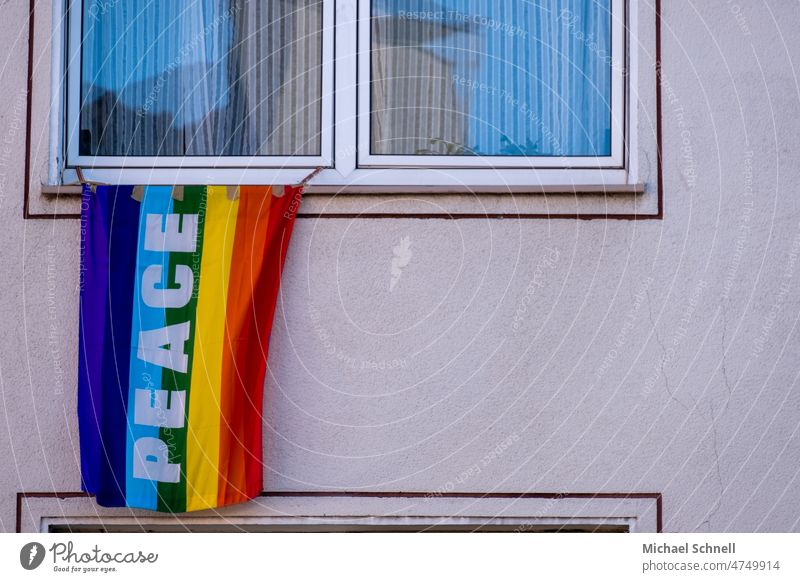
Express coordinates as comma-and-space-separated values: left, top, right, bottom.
77, 185, 301, 512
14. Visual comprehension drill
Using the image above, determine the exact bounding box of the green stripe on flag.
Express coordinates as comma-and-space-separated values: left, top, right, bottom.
158, 186, 208, 513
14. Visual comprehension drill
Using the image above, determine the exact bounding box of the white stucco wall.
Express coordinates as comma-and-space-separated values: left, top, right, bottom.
2, 0, 800, 532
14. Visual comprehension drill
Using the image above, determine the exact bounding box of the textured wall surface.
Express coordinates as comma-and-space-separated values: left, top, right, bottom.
2, 0, 800, 532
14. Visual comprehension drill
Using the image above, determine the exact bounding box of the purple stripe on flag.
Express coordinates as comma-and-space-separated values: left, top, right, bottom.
82, 186, 141, 507
77, 186, 109, 494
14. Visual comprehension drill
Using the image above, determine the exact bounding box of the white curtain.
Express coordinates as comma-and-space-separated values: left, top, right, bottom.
80, 0, 322, 157
371, 0, 612, 157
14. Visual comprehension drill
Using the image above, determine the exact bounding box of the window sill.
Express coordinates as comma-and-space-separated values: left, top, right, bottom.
41, 183, 645, 196
27, 0, 661, 219
37, 181, 657, 219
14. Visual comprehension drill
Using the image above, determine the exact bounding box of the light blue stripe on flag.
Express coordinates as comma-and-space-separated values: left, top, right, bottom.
125, 186, 174, 510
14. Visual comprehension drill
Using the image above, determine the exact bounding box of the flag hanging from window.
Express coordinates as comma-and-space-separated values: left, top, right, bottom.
77, 185, 302, 512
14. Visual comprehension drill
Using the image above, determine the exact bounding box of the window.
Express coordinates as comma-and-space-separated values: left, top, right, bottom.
68, 0, 332, 168
21, 493, 660, 533
362, 0, 623, 168
64, 0, 631, 188
48, 522, 629, 533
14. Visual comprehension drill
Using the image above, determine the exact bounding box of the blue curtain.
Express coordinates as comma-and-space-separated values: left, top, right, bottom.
372, 0, 613, 156
79, 0, 323, 157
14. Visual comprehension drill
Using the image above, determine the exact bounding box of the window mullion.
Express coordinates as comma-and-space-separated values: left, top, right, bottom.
333, 0, 358, 177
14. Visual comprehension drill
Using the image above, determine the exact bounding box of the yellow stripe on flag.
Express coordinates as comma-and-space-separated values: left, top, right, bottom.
186, 186, 239, 511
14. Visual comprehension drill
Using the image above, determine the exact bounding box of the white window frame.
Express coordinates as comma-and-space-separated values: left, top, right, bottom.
357, 0, 626, 170
44, 516, 634, 533
60, 0, 634, 188
64, 0, 335, 171
20, 493, 659, 533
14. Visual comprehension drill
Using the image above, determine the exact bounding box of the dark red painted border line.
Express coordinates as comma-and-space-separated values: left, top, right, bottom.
22, 0, 36, 219
23, 0, 665, 221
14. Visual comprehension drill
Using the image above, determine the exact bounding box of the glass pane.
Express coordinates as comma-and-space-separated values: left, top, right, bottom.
80, 0, 323, 157
371, 0, 613, 157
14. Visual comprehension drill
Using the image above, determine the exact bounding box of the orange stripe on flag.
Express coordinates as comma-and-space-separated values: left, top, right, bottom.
218, 187, 272, 506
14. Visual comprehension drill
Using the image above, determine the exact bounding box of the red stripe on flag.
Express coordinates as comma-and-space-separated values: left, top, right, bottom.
217, 185, 301, 507
241, 185, 302, 497
217, 187, 272, 506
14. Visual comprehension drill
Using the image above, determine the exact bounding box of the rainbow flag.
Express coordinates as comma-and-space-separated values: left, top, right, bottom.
78, 185, 302, 512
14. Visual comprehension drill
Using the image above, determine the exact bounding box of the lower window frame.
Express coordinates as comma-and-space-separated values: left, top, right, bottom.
57, 0, 637, 189
18, 492, 661, 533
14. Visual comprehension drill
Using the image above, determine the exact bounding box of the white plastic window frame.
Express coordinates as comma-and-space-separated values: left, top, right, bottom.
58, 0, 635, 188
63, 0, 335, 172
19, 494, 659, 533
357, 0, 626, 171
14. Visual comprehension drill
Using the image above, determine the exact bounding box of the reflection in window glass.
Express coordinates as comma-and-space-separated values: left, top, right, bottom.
80, 0, 323, 157
371, 0, 613, 157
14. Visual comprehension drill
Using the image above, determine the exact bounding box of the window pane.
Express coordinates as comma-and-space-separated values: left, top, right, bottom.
80, 0, 323, 157
371, 0, 613, 157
